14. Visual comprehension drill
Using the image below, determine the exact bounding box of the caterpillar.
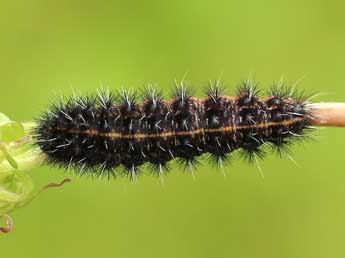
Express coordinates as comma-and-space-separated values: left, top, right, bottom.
33, 80, 321, 179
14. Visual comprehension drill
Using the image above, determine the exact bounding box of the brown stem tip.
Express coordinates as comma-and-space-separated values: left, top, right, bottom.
309, 102, 345, 127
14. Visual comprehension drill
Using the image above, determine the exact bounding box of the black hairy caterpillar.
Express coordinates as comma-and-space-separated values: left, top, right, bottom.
34, 80, 314, 179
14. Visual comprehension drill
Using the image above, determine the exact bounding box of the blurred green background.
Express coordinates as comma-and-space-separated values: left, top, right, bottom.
1, 0, 345, 257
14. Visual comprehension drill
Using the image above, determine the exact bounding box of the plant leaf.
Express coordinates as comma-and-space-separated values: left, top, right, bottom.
0, 113, 10, 125
0, 121, 25, 143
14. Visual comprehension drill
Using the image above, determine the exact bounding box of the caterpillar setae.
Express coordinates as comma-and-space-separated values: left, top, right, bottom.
33, 79, 331, 180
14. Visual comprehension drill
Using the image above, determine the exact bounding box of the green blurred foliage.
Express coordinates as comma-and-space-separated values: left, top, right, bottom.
1, 0, 345, 257
0, 113, 43, 225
